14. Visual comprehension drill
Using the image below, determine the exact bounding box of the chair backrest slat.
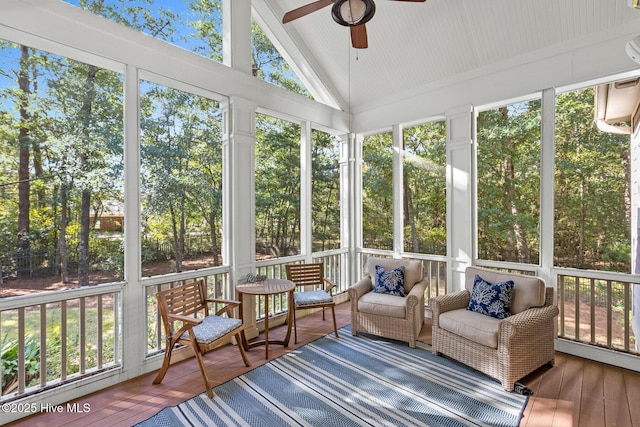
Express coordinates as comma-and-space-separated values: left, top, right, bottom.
156, 281, 208, 335
286, 263, 324, 288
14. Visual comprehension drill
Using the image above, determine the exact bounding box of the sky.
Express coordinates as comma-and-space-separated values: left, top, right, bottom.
63, 0, 222, 56
60, 0, 304, 90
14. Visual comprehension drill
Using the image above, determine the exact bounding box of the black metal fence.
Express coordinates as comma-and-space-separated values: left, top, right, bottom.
0, 237, 123, 284
0, 234, 217, 284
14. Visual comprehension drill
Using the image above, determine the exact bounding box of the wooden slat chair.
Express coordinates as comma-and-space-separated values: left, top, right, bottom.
285, 263, 339, 344
153, 280, 251, 398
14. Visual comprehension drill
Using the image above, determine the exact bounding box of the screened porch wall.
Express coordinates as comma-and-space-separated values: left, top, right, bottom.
1, 0, 640, 423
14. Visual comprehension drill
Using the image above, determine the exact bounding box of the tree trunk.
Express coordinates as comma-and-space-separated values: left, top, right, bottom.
499, 105, 530, 263
512, 200, 530, 263
505, 152, 530, 263
30, 58, 45, 207
180, 195, 186, 268
321, 182, 336, 250
209, 211, 220, 266
404, 179, 418, 252
31, 140, 45, 207
502, 157, 515, 261
78, 188, 91, 286
169, 203, 183, 272
77, 65, 99, 286
58, 182, 69, 284
17, 45, 31, 256
579, 178, 586, 267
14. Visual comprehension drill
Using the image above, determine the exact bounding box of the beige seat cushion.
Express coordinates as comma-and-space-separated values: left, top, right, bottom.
465, 266, 545, 314
439, 308, 500, 348
365, 257, 424, 293
357, 291, 407, 319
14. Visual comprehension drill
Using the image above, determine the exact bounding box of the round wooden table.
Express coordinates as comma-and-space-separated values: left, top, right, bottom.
236, 279, 295, 359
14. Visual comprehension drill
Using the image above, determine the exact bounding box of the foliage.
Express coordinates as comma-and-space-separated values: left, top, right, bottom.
475, 90, 631, 271
140, 83, 224, 272
477, 100, 541, 264
1, 303, 117, 394
362, 132, 394, 250
1, 334, 40, 393
251, 20, 311, 97
255, 114, 301, 256
403, 121, 447, 255
554, 89, 630, 271
362, 122, 448, 254
311, 130, 341, 250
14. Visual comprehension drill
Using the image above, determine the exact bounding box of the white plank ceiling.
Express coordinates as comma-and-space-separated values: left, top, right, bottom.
256, 0, 640, 113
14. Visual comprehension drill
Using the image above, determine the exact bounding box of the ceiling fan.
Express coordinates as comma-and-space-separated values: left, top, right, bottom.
282, 0, 426, 49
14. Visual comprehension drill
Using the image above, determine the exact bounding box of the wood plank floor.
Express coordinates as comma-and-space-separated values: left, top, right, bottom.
6, 302, 640, 427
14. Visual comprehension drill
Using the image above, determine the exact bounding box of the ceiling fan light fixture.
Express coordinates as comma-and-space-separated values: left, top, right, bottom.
332, 0, 376, 27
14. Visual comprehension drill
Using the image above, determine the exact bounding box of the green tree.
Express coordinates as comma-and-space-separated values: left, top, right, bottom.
0, 109, 17, 254
252, 20, 310, 97
16, 45, 32, 255
312, 130, 340, 251
187, 98, 224, 266
0, 0, 169, 285
477, 100, 541, 264
46, 53, 124, 284
186, 0, 223, 61
403, 121, 447, 255
555, 88, 630, 271
54, 0, 171, 282
255, 114, 301, 256
140, 84, 223, 272
362, 132, 393, 250
251, 20, 310, 259
142, 86, 192, 272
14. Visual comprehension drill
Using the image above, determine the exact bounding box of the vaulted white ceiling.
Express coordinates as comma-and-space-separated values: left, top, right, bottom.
255, 0, 640, 116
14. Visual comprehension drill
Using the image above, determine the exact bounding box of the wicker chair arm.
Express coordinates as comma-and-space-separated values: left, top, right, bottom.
499, 305, 559, 346
502, 305, 558, 328
543, 287, 555, 307
348, 277, 373, 300
429, 290, 470, 315
406, 279, 427, 306
403, 280, 426, 321
429, 291, 470, 328
348, 277, 372, 313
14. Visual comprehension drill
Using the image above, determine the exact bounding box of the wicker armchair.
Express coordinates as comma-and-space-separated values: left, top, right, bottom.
348, 257, 427, 348
429, 266, 558, 391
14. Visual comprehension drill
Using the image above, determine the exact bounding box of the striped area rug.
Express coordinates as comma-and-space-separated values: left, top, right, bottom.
137, 327, 527, 427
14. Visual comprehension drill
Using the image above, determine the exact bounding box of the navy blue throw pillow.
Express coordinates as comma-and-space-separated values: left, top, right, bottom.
467, 274, 514, 319
373, 265, 406, 297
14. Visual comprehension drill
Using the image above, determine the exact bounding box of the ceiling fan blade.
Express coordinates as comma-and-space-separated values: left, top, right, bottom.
283, 0, 334, 23
351, 24, 368, 49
